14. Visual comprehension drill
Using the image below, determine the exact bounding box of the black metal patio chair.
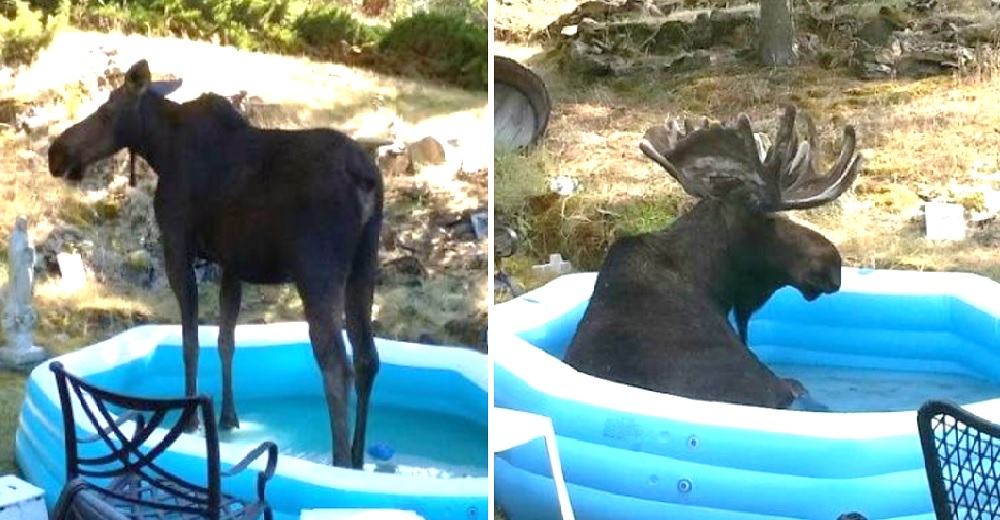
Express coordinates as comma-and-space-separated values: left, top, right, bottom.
493, 225, 522, 301
917, 399, 1000, 520
49, 361, 279, 520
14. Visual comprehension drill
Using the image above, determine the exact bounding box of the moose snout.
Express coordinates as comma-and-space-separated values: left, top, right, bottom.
799, 269, 841, 302
48, 140, 68, 177
47, 138, 86, 181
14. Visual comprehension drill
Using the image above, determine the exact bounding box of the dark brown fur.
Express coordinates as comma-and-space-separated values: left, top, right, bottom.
48, 60, 383, 469
565, 200, 840, 409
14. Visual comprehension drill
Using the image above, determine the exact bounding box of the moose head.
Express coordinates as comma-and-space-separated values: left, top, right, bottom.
48, 59, 183, 186
639, 105, 863, 343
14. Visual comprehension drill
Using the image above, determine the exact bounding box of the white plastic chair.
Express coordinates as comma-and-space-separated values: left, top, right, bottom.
492, 407, 575, 520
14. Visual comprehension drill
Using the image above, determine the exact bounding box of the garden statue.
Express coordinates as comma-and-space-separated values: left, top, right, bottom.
0, 215, 46, 367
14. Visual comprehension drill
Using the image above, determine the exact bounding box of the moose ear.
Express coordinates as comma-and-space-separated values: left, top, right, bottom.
148, 78, 183, 97
124, 60, 152, 95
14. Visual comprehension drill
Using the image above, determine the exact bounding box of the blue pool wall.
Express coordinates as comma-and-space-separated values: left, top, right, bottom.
16, 323, 487, 520
491, 268, 1000, 520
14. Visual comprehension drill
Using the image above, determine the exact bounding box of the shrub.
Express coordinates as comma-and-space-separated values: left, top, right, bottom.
378, 12, 487, 90
292, 4, 381, 55
0, 0, 60, 67
65, 0, 294, 51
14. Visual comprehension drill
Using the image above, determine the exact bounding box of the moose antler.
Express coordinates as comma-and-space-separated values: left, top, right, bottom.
640, 105, 863, 212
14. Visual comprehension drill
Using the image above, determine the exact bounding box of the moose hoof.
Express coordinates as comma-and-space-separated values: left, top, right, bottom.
219, 412, 240, 431
183, 414, 200, 434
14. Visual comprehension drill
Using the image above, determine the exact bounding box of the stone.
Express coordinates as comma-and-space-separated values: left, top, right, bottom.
379, 256, 428, 286
125, 249, 151, 270
38, 226, 85, 275
0, 216, 46, 368
406, 136, 447, 167
856, 18, 897, 47
376, 143, 411, 177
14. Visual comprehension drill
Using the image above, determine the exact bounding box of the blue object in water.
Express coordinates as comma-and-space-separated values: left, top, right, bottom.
368, 442, 396, 461
492, 268, 1000, 520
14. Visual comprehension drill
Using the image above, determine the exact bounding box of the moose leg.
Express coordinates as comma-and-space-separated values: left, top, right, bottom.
735, 305, 752, 346
218, 269, 242, 430
346, 220, 381, 469
298, 274, 353, 468
163, 244, 200, 432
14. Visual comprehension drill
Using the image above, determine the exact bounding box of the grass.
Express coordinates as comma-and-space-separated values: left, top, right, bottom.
0, 29, 487, 475
2, 0, 488, 90
493, 3, 1000, 297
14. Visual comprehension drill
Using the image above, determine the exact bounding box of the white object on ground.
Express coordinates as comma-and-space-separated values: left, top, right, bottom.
548, 176, 578, 196
471, 211, 488, 240
924, 201, 966, 240
532, 253, 573, 275
492, 408, 575, 520
0, 475, 46, 520
56, 252, 87, 292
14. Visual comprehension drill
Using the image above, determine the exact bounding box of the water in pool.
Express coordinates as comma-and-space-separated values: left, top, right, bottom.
771, 363, 1000, 412
214, 396, 487, 477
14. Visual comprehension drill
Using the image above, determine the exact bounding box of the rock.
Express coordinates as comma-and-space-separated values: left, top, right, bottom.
406, 136, 447, 167
125, 249, 151, 270
0, 98, 22, 128
904, 0, 937, 14
394, 179, 432, 201
379, 255, 428, 286
445, 316, 488, 348
376, 143, 411, 177
552, 2, 756, 76
856, 18, 898, 47
38, 226, 86, 275
851, 30, 972, 80
958, 20, 1000, 46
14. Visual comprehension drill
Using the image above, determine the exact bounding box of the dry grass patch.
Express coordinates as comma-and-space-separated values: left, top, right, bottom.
494, 33, 1000, 296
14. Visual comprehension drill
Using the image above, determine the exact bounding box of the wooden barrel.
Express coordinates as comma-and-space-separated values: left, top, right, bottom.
494, 56, 551, 150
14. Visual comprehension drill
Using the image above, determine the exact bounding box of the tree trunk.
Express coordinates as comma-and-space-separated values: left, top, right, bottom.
759, 0, 797, 67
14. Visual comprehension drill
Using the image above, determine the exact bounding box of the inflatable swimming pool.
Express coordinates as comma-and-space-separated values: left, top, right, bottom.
492, 268, 1000, 520
16, 323, 487, 520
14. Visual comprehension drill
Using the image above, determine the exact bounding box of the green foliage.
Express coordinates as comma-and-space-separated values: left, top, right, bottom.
405, 0, 487, 26
378, 12, 487, 90
8, 0, 488, 91
292, 4, 381, 53
65, 0, 295, 51
0, 0, 61, 66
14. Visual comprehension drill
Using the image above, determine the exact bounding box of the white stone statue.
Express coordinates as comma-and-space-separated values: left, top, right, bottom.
1, 215, 44, 367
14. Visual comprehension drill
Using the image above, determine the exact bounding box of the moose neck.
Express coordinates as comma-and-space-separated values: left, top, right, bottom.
129, 94, 180, 176
652, 198, 763, 313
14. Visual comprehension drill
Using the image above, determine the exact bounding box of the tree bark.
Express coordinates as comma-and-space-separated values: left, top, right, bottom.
759, 0, 797, 67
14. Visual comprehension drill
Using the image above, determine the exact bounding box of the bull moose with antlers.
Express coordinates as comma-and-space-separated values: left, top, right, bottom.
564, 105, 863, 409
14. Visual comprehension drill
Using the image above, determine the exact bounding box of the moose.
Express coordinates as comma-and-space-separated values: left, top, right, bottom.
48, 60, 384, 469
564, 105, 862, 410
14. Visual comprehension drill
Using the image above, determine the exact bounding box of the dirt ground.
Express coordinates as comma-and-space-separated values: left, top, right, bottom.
0, 29, 488, 473
494, 2, 1000, 298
